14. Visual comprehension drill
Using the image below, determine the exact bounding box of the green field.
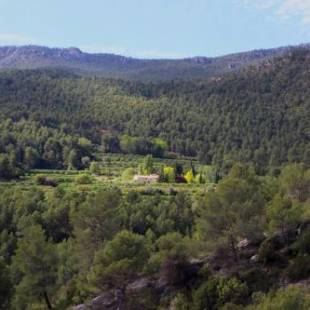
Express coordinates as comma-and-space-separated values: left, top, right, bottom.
0, 153, 214, 195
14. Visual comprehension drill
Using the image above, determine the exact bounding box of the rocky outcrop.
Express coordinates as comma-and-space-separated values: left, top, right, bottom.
73, 225, 310, 309
73, 259, 205, 310
73, 289, 125, 310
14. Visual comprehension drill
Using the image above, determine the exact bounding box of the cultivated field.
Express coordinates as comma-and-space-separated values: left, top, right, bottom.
0, 154, 215, 195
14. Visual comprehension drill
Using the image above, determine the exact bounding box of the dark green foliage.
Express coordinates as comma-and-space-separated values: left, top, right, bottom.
279, 164, 310, 203
267, 193, 303, 235
0, 153, 23, 179
258, 239, 287, 266
0, 119, 94, 179
144, 154, 154, 174
35, 174, 58, 187
240, 268, 272, 294
192, 277, 248, 310
0, 132, 308, 309
286, 255, 310, 281
11, 224, 58, 309
197, 164, 266, 261
293, 230, 310, 255
0, 258, 12, 309
247, 286, 310, 310
101, 133, 120, 153
75, 174, 93, 184
123, 192, 194, 237
146, 232, 191, 282
0, 49, 309, 171
120, 135, 166, 157
89, 230, 148, 291
192, 277, 220, 310
72, 188, 123, 270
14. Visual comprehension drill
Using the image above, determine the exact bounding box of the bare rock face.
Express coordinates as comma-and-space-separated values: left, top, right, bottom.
73, 305, 88, 310
73, 289, 125, 310
91, 290, 124, 310
237, 238, 251, 249
126, 278, 153, 293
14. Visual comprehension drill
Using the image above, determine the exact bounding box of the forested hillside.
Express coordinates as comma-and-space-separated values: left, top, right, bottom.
0, 45, 309, 310
0, 163, 309, 309
0, 49, 309, 176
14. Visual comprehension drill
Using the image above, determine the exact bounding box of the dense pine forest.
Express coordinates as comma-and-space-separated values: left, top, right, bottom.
0, 49, 309, 178
0, 47, 309, 309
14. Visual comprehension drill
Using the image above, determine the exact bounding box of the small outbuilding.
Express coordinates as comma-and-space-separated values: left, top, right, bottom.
133, 174, 160, 184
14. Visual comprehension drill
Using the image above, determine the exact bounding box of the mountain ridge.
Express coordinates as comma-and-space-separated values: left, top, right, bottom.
0, 43, 309, 80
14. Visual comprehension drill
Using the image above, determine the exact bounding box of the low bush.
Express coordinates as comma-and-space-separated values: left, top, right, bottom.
241, 268, 272, 294
247, 286, 310, 310
258, 239, 288, 267
35, 175, 58, 187
142, 188, 165, 196
192, 277, 248, 310
75, 174, 93, 184
286, 255, 310, 281
293, 230, 310, 255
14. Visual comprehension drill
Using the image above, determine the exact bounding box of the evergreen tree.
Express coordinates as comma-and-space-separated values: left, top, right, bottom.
12, 224, 58, 309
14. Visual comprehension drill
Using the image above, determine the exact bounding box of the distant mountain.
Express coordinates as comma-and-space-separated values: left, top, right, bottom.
0, 44, 309, 81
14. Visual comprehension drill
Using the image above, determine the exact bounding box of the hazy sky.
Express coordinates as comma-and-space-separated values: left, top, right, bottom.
1, 0, 310, 58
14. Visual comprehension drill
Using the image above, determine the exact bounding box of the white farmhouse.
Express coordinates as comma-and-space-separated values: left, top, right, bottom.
133, 174, 160, 184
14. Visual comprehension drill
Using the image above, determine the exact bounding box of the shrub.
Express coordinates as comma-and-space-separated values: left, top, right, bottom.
293, 230, 310, 255
241, 268, 272, 293
192, 277, 248, 310
248, 286, 310, 310
258, 238, 287, 267
184, 170, 194, 183
142, 188, 164, 196
34, 175, 58, 187
164, 166, 176, 183
78, 185, 91, 192
192, 277, 220, 310
286, 255, 310, 281
35, 174, 47, 185
217, 277, 248, 306
160, 257, 190, 286
75, 174, 93, 185
168, 187, 177, 196
170, 293, 191, 310
122, 168, 136, 181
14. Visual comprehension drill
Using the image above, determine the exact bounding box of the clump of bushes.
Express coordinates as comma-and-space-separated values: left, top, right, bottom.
192, 277, 248, 310
240, 268, 272, 294
248, 286, 310, 310
35, 175, 58, 187
286, 255, 310, 281
258, 238, 288, 267
142, 188, 165, 196
292, 230, 310, 255
75, 174, 93, 185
